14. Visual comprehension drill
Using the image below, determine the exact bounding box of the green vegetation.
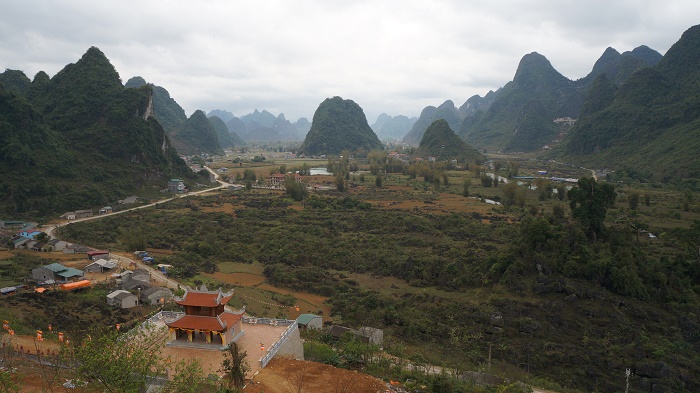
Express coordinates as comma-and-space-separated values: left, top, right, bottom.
0, 48, 202, 216
460, 52, 579, 152
557, 25, 700, 181
56, 176, 700, 391
299, 96, 383, 155
172, 110, 224, 156
415, 119, 483, 163
402, 100, 462, 145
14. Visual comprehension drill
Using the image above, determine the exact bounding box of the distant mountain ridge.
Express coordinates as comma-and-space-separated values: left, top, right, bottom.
458, 45, 662, 153
207, 108, 309, 142
371, 113, 416, 140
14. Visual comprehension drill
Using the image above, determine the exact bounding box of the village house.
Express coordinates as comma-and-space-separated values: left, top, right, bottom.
46, 239, 67, 251
165, 286, 245, 348
268, 172, 304, 188
17, 229, 42, 239
268, 173, 286, 188
168, 179, 186, 193
29, 241, 49, 252
74, 210, 93, 219
63, 244, 91, 254
99, 206, 113, 214
86, 250, 110, 261
32, 263, 84, 283
60, 212, 77, 220
84, 258, 118, 273
296, 314, 323, 330
140, 286, 173, 305
10, 236, 31, 249
106, 290, 139, 309
121, 268, 151, 291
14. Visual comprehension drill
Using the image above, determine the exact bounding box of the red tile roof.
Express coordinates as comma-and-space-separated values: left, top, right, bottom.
220, 311, 244, 327
166, 311, 243, 332
166, 315, 225, 331
174, 288, 234, 307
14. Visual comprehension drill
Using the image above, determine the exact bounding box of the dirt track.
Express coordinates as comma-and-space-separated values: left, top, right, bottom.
244, 358, 386, 393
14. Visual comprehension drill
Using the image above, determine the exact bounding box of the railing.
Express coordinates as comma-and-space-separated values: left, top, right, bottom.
241, 317, 295, 326
256, 321, 298, 368
137, 310, 184, 330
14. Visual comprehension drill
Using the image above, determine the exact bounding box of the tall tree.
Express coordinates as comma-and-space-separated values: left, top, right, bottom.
568, 177, 617, 242
220, 341, 250, 390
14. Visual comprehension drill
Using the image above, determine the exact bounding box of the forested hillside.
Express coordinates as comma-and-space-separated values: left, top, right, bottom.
299, 96, 382, 155
0, 47, 199, 215
557, 24, 700, 181
415, 119, 483, 162
459, 44, 661, 153
402, 100, 462, 145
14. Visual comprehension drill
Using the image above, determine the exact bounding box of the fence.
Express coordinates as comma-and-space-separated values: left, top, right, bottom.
241, 318, 298, 368
241, 317, 295, 326
134, 310, 184, 332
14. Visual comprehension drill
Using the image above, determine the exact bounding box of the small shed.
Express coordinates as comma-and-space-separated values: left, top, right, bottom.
356, 326, 384, 346
296, 314, 323, 330
47, 239, 67, 251
328, 325, 355, 340
107, 290, 138, 308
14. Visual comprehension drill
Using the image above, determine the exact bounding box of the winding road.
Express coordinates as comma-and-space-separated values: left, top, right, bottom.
43, 166, 230, 289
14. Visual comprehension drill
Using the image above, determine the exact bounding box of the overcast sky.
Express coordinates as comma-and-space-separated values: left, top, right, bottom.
1, 1, 697, 123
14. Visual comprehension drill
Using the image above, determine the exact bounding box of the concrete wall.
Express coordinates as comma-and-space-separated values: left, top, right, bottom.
275, 324, 304, 361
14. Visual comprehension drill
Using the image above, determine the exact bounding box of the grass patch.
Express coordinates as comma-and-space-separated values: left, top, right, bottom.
217, 261, 264, 275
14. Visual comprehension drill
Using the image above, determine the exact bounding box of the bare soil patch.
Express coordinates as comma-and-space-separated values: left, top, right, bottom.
201, 202, 238, 214
244, 358, 386, 393
0, 250, 13, 260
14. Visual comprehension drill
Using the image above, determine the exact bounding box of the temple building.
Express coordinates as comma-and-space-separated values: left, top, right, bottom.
165, 286, 245, 348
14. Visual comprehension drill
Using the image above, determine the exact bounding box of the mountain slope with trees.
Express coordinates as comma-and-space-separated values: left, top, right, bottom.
172, 110, 224, 156
208, 115, 237, 148
0, 47, 198, 215
402, 100, 462, 145
459, 45, 661, 153
299, 96, 382, 155
414, 119, 483, 162
557, 24, 700, 181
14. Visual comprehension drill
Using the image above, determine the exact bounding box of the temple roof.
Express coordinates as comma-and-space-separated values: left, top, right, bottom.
166, 311, 243, 332
174, 287, 234, 307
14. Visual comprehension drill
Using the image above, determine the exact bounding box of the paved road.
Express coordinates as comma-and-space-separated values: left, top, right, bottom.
45, 168, 230, 238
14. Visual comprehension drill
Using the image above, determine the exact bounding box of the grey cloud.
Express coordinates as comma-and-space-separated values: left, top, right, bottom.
1, 0, 696, 121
